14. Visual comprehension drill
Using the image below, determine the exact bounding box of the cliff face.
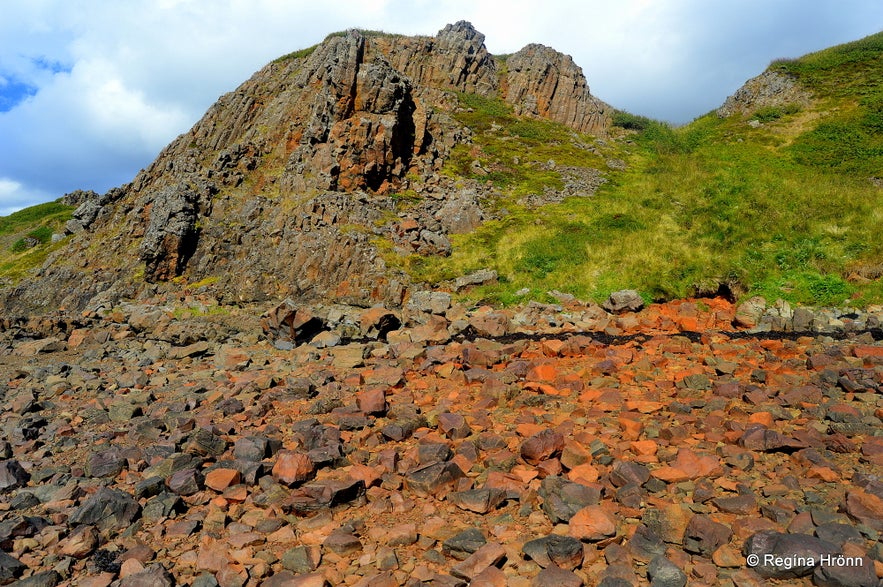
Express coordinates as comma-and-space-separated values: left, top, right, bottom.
1, 22, 613, 315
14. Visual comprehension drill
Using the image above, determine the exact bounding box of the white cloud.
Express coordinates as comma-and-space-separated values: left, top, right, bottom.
0, 178, 55, 216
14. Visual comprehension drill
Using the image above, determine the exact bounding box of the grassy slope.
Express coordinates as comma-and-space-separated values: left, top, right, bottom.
405, 33, 883, 307
0, 201, 73, 284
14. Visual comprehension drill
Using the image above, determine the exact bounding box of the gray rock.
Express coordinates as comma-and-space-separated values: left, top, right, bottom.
69, 488, 141, 533
87, 449, 126, 478
118, 564, 174, 587
539, 476, 602, 523
138, 183, 199, 282
10, 570, 62, 587
0, 551, 25, 583
523, 534, 583, 570
443, 528, 486, 560
813, 554, 877, 587
454, 269, 498, 291
743, 530, 838, 579
0, 461, 30, 493
647, 555, 687, 587
603, 290, 644, 314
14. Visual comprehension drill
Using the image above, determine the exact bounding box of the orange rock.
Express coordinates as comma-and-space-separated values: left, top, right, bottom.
567, 463, 600, 485
807, 466, 840, 482
747, 412, 774, 427
568, 505, 617, 541
618, 417, 644, 441
205, 468, 242, 492
631, 440, 658, 457
853, 345, 883, 359
272, 451, 315, 486
527, 363, 558, 382
624, 400, 664, 413
650, 466, 691, 483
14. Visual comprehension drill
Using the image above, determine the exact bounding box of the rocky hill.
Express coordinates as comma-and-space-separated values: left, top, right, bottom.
0, 22, 611, 316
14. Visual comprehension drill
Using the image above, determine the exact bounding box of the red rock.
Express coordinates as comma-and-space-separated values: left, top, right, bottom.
272, 451, 315, 486
853, 345, 883, 359
205, 468, 242, 492
520, 429, 565, 465
568, 505, 617, 541
356, 388, 387, 415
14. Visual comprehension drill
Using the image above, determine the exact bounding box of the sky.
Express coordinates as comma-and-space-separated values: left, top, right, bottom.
0, 1, 881, 215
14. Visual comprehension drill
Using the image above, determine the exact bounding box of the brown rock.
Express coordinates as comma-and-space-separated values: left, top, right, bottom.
521, 429, 565, 465
531, 565, 583, 587
60, 525, 99, 558
450, 542, 506, 581
505, 44, 610, 135
845, 490, 883, 531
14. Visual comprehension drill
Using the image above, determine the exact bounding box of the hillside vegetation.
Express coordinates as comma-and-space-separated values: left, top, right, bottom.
0, 201, 72, 285
408, 32, 883, 307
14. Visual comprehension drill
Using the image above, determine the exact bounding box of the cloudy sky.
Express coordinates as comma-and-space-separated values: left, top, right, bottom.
1, 0, 881, 215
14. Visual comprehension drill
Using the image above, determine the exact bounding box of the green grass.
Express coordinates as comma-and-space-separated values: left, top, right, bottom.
0, 200, 73, 283
0, 201, 72, 236
394, 33, 883, 307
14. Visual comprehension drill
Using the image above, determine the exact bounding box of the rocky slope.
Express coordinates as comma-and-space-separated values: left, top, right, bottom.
0, 22, 611, 317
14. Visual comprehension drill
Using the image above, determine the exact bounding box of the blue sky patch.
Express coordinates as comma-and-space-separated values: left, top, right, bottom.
0, 77, 38, 112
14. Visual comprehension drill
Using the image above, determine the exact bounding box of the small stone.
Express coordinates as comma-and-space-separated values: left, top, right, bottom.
683, 514, 732, 557
743, 530, 838, 579
70, 488, 141, 533
520, 429, 564, 465
60, 525, 99, 558
438, 413, 472, 440
356, 388, 387, 416
450, 542, 506, 581
531, 565, 583, 587
323, 531, 362, 556
442, 528, 487, 560
647, 555, 687, 587
118, 564, 174, 587
449, 488, 507, 514
603, 290, 644, 314
205, 468, 241, 492
405, 461, 465, 497
166, 468, 203, 495
522, 534, 583, 570
272, 452, 315, 486
568, 505, 617, 541
0, 460, 30, 492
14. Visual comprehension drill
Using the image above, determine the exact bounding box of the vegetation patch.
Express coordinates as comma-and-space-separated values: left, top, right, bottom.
399, 34, 883, 307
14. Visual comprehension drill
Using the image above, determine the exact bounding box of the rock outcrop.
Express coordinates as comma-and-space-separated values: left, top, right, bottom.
505, 43, 611, 135
716, 70, 812, 117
